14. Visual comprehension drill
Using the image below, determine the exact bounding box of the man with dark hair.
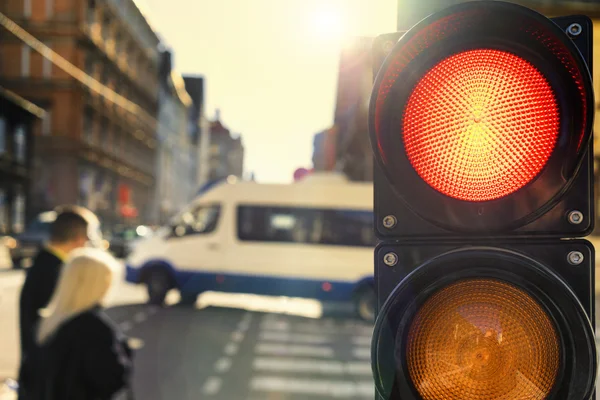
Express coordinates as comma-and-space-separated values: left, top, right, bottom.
18, 205, 101, 359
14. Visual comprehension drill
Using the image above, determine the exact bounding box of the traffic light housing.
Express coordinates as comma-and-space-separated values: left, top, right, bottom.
369, 2, 596, 399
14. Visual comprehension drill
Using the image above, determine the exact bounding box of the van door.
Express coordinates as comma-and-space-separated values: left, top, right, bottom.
164, 203, 224, 273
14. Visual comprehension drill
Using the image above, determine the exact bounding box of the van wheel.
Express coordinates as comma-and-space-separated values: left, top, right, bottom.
11, 257, 23, 270
354, 286, 375, 322
144, 269, 173, 306
178, 292, 198, 306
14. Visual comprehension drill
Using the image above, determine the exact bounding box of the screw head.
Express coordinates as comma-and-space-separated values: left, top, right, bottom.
567, 23, 582, 37
567, 251, 584, 265
382, 215, 397, 229
568, 210, 584, 225
383, 252, 398, 267
382, 40, 395, 54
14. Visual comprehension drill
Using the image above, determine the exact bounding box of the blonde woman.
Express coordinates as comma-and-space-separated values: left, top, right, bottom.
18, 248, 133, 400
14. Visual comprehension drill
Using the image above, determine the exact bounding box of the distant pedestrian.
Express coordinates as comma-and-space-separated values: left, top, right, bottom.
18, 248, 133, 400
19, 205, 101, 360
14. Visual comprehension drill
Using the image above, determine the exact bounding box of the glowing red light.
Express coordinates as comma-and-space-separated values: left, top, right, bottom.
403, 49, 559, 202
322, 282, 332, 292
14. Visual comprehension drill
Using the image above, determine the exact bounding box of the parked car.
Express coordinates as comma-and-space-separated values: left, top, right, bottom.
0, 236, 16, 270
10, 211, 109, 269
109, 225, 153, 259
10, 211, 55, 269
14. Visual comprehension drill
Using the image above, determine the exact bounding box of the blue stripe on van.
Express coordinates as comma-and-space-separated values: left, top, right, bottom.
126, 263, 372, 302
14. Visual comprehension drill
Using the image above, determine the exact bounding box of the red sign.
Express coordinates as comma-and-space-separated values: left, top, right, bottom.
293, 168, 312, 182
118, 184, 130, 205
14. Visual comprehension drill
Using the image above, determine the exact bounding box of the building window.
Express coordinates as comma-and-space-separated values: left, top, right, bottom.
21, 45, 31, 77
43, 42, 52, 78
46, 0, 54, 18
98, 118, 108, 147
0, 118, 6, 154
0, 189, 7, 235
115, 31, 123, 56
14, 125, 26, 163
86, 0, 96, 26
83, 109, 93, 143
12, 188, 26, 234
24, 0, 32, 18
42, 110, 52, 136
101, 14, 111, 42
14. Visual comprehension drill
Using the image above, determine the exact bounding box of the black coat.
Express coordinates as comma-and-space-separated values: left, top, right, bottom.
19, 248, 63, 358
18, 307, 133, 400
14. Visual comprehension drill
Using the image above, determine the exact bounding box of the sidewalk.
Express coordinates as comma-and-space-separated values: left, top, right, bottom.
0, 379, 16, 400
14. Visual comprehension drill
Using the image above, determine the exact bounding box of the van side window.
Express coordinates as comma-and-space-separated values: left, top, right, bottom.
172, 204, 220, 237
237, 206, 374, 247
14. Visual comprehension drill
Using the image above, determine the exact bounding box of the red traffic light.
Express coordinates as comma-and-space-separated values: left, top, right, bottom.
403, 49, 559, 202
369, 1, 593, 232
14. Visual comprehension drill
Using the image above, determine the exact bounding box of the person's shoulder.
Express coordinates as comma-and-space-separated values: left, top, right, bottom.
30, 248, 62, 270
66, 309, 117, 340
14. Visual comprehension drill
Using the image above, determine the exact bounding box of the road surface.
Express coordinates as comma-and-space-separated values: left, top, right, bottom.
0, 269, 373, 400
2, 261, 599, 399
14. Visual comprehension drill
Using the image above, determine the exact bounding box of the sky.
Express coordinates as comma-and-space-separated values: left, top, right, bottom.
140, 0, 398, 183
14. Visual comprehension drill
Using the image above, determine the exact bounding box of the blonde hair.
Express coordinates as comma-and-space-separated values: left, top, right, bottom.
37, 248, 118, 344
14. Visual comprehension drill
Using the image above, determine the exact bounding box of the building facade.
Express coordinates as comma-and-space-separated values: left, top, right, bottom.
208, 111, 244, 182
183, 75, 212, 193
312, 37, 373, 182
153, 50, 195, 225
0, 87, 43, 235
0, 0, 159, 232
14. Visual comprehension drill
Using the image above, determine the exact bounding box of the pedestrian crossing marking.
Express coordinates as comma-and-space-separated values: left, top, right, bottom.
259, 331, 332, 344
250, 376, 374, 397
253, 357, 372, 375
201, 377, 222, 395
352, 347, 371, 360
255, 343, 335, 358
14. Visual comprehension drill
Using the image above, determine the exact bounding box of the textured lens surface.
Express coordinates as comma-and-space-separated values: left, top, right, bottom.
403, 49, 559, 202
406, 279, 560, 400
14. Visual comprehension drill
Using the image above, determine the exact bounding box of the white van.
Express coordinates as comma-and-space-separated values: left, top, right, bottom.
125, 174, 376, 319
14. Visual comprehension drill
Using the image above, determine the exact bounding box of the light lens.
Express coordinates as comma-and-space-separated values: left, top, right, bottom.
406, 279, 560, 400
403, 49, 559, 202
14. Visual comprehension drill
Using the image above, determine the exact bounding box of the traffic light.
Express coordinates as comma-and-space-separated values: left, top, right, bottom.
369, 2, 597, 400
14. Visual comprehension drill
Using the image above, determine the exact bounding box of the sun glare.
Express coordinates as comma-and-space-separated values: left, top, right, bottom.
310, 6, 345, 40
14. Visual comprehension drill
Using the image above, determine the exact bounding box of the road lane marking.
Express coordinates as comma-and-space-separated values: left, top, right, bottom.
250, 376, 374, 397
202, 377, 222, 395
119, 321, 133, 332
352, 347, 371, 360
133, 312, 147, 323
253, 357, 371, 375
214, 357, 232, 373
231, 331, 245, 342
260, 320, 372, 336
351, 336, 372, 346
224, 343, 239, 356
255, 343, 334, 358
259, 331, 332, 344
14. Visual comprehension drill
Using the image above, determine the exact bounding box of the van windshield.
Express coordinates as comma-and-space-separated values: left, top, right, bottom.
24, 219, 51, 236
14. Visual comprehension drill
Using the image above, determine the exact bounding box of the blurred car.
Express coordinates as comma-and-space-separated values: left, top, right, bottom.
9, 211, 55, 269
109, 225, 153, 259
9, 211, 109, 269
0, 236, 16, 270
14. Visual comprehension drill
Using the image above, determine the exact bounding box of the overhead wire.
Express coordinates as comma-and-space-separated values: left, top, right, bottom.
0, 10, 183, 144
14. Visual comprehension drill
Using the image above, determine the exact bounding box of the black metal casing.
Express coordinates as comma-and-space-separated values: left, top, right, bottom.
370, 7, 597, 400
372, 13, 594, 240
373, 241, 596, 400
